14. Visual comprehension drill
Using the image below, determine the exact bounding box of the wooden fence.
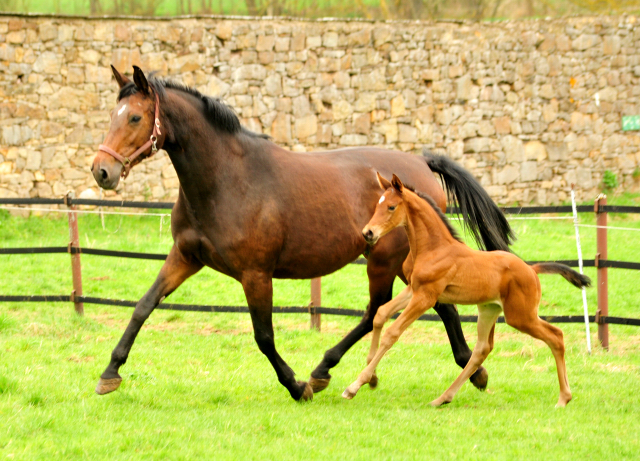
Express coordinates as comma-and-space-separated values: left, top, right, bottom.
1, 193, 640, 350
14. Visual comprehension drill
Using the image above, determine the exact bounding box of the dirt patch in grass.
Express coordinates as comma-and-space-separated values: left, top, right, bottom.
68, 354, 95, 363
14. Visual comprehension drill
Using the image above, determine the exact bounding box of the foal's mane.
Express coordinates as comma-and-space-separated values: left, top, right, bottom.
118, 76, 268, 139
401, 184, 463, 244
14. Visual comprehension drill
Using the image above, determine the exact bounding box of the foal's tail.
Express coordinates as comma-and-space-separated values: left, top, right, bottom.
532, 263, 592, 288
423, 151, 516, 252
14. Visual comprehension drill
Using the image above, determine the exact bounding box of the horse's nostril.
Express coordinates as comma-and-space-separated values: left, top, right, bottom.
100, 168, 108, 181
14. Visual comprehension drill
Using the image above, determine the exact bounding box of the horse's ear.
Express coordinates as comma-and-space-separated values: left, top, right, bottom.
111, 65, 130, 89
376, 172, 392, 190
132, 66, 150, 95
391, 174, 404, 193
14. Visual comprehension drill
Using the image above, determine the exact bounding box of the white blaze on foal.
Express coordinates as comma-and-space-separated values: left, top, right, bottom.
118, 104, 127, 117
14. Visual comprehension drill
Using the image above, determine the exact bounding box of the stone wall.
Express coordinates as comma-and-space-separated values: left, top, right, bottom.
1, 13, 639, 204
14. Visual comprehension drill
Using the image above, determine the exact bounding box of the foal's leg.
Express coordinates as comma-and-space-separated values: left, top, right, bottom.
430, 304, 502, 407
507, 315, 571, 407
96, 245, 202, 394
242, 270, 313, 401
434, 303, 489, 390
309, 232, 404, 393
366, 285, 412, 389
400, 256, 489, 390
343, 292, 434, 399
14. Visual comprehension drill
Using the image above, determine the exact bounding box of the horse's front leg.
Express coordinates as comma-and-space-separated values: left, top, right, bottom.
242, 270, 313, 401
96, 245, 202, 395
433, 302, 489, 390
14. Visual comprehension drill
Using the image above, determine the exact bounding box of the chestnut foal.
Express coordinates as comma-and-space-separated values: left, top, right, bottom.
342, 173, 591, 407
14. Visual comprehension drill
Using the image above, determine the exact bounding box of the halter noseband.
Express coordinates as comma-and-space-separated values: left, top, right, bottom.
98, 92, 162, 179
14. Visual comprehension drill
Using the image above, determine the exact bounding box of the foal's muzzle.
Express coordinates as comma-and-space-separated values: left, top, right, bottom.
362, 228, 379, 245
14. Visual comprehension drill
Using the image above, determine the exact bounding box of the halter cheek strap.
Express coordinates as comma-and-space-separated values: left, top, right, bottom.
98, 93, 162, 179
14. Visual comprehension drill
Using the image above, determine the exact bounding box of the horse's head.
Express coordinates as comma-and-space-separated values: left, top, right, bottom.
92, 66, 164, 190
362, 172, 407, 245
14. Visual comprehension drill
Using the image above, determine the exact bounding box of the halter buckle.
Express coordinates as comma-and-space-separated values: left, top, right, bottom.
150, 134, 158, 153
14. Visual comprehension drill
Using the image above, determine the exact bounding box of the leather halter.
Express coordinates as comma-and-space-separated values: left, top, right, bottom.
98, 92, 162, 179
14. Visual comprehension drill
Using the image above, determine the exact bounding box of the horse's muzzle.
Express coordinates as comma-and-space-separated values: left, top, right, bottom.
91, 154, 123, 190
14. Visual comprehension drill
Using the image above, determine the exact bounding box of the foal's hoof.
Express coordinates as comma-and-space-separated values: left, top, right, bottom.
430, 396, 451, 407
297, 381, 314, 402
342, 388, 356, 400
309, 376, 331, 393
470, 366, 488, 391
95, 377, 122, 395
368, 373, 379, 389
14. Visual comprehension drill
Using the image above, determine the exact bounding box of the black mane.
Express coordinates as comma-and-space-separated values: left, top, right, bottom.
401, 184, 463, 244
118, 76, 268, 138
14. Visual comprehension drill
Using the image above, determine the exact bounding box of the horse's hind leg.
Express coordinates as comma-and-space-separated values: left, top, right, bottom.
507, 314, 571, 407
431, 304, 501, 407
96, 245, 202, 395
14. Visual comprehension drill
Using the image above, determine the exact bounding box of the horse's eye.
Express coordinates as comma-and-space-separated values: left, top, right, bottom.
130, 115, 142, 123
388, 205, 396, 212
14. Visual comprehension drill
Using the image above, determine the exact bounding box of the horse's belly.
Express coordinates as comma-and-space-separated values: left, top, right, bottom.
273, 238, 366, 279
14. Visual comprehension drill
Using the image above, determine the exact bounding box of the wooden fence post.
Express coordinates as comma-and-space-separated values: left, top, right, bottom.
66, 192, 84, 316
595, 195, 608, 350
310, 277, 321, 331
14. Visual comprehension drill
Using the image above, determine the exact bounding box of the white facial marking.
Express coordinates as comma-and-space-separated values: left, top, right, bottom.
118, 104, 127, 117
378, 195, 385, 204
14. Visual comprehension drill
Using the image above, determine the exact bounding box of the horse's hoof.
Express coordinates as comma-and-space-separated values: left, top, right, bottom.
368, 373, 379, 389
470, 366, 488, 391
95, 377, 122, 395
297, 381, 313, 402
309, 376, 331, 393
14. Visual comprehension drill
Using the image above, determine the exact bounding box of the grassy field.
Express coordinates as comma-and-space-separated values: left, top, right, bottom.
1, 193, 640, 459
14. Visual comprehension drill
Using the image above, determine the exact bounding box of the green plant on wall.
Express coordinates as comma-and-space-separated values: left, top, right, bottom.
602, 170, 618, 192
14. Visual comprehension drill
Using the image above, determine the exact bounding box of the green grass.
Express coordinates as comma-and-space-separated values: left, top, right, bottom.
1, 193, 640, 459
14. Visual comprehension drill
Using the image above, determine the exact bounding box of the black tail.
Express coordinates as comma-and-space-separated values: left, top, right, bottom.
532, 263, 592, 288
424, 151, 516, 252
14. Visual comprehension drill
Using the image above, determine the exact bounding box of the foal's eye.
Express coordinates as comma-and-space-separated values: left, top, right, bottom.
129, 115, 142, 124
388, 205, 396, 212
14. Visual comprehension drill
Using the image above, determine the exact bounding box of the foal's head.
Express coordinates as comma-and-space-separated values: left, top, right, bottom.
362, 173, 408, 245
92, 66, 164, 190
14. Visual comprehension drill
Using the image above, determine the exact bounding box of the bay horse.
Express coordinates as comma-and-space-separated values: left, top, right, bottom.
91, 65, 514, 401
342, 173, 590, 407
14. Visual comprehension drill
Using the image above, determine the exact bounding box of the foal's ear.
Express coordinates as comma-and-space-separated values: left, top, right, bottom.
132, 66, 150, 95
376, 172, 392, 191
111, 65, 131, 89
391, 174, 404, 193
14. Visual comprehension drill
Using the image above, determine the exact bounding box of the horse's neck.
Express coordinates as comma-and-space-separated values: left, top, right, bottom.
404, 194, 454, 260
161, 91, 270, 207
